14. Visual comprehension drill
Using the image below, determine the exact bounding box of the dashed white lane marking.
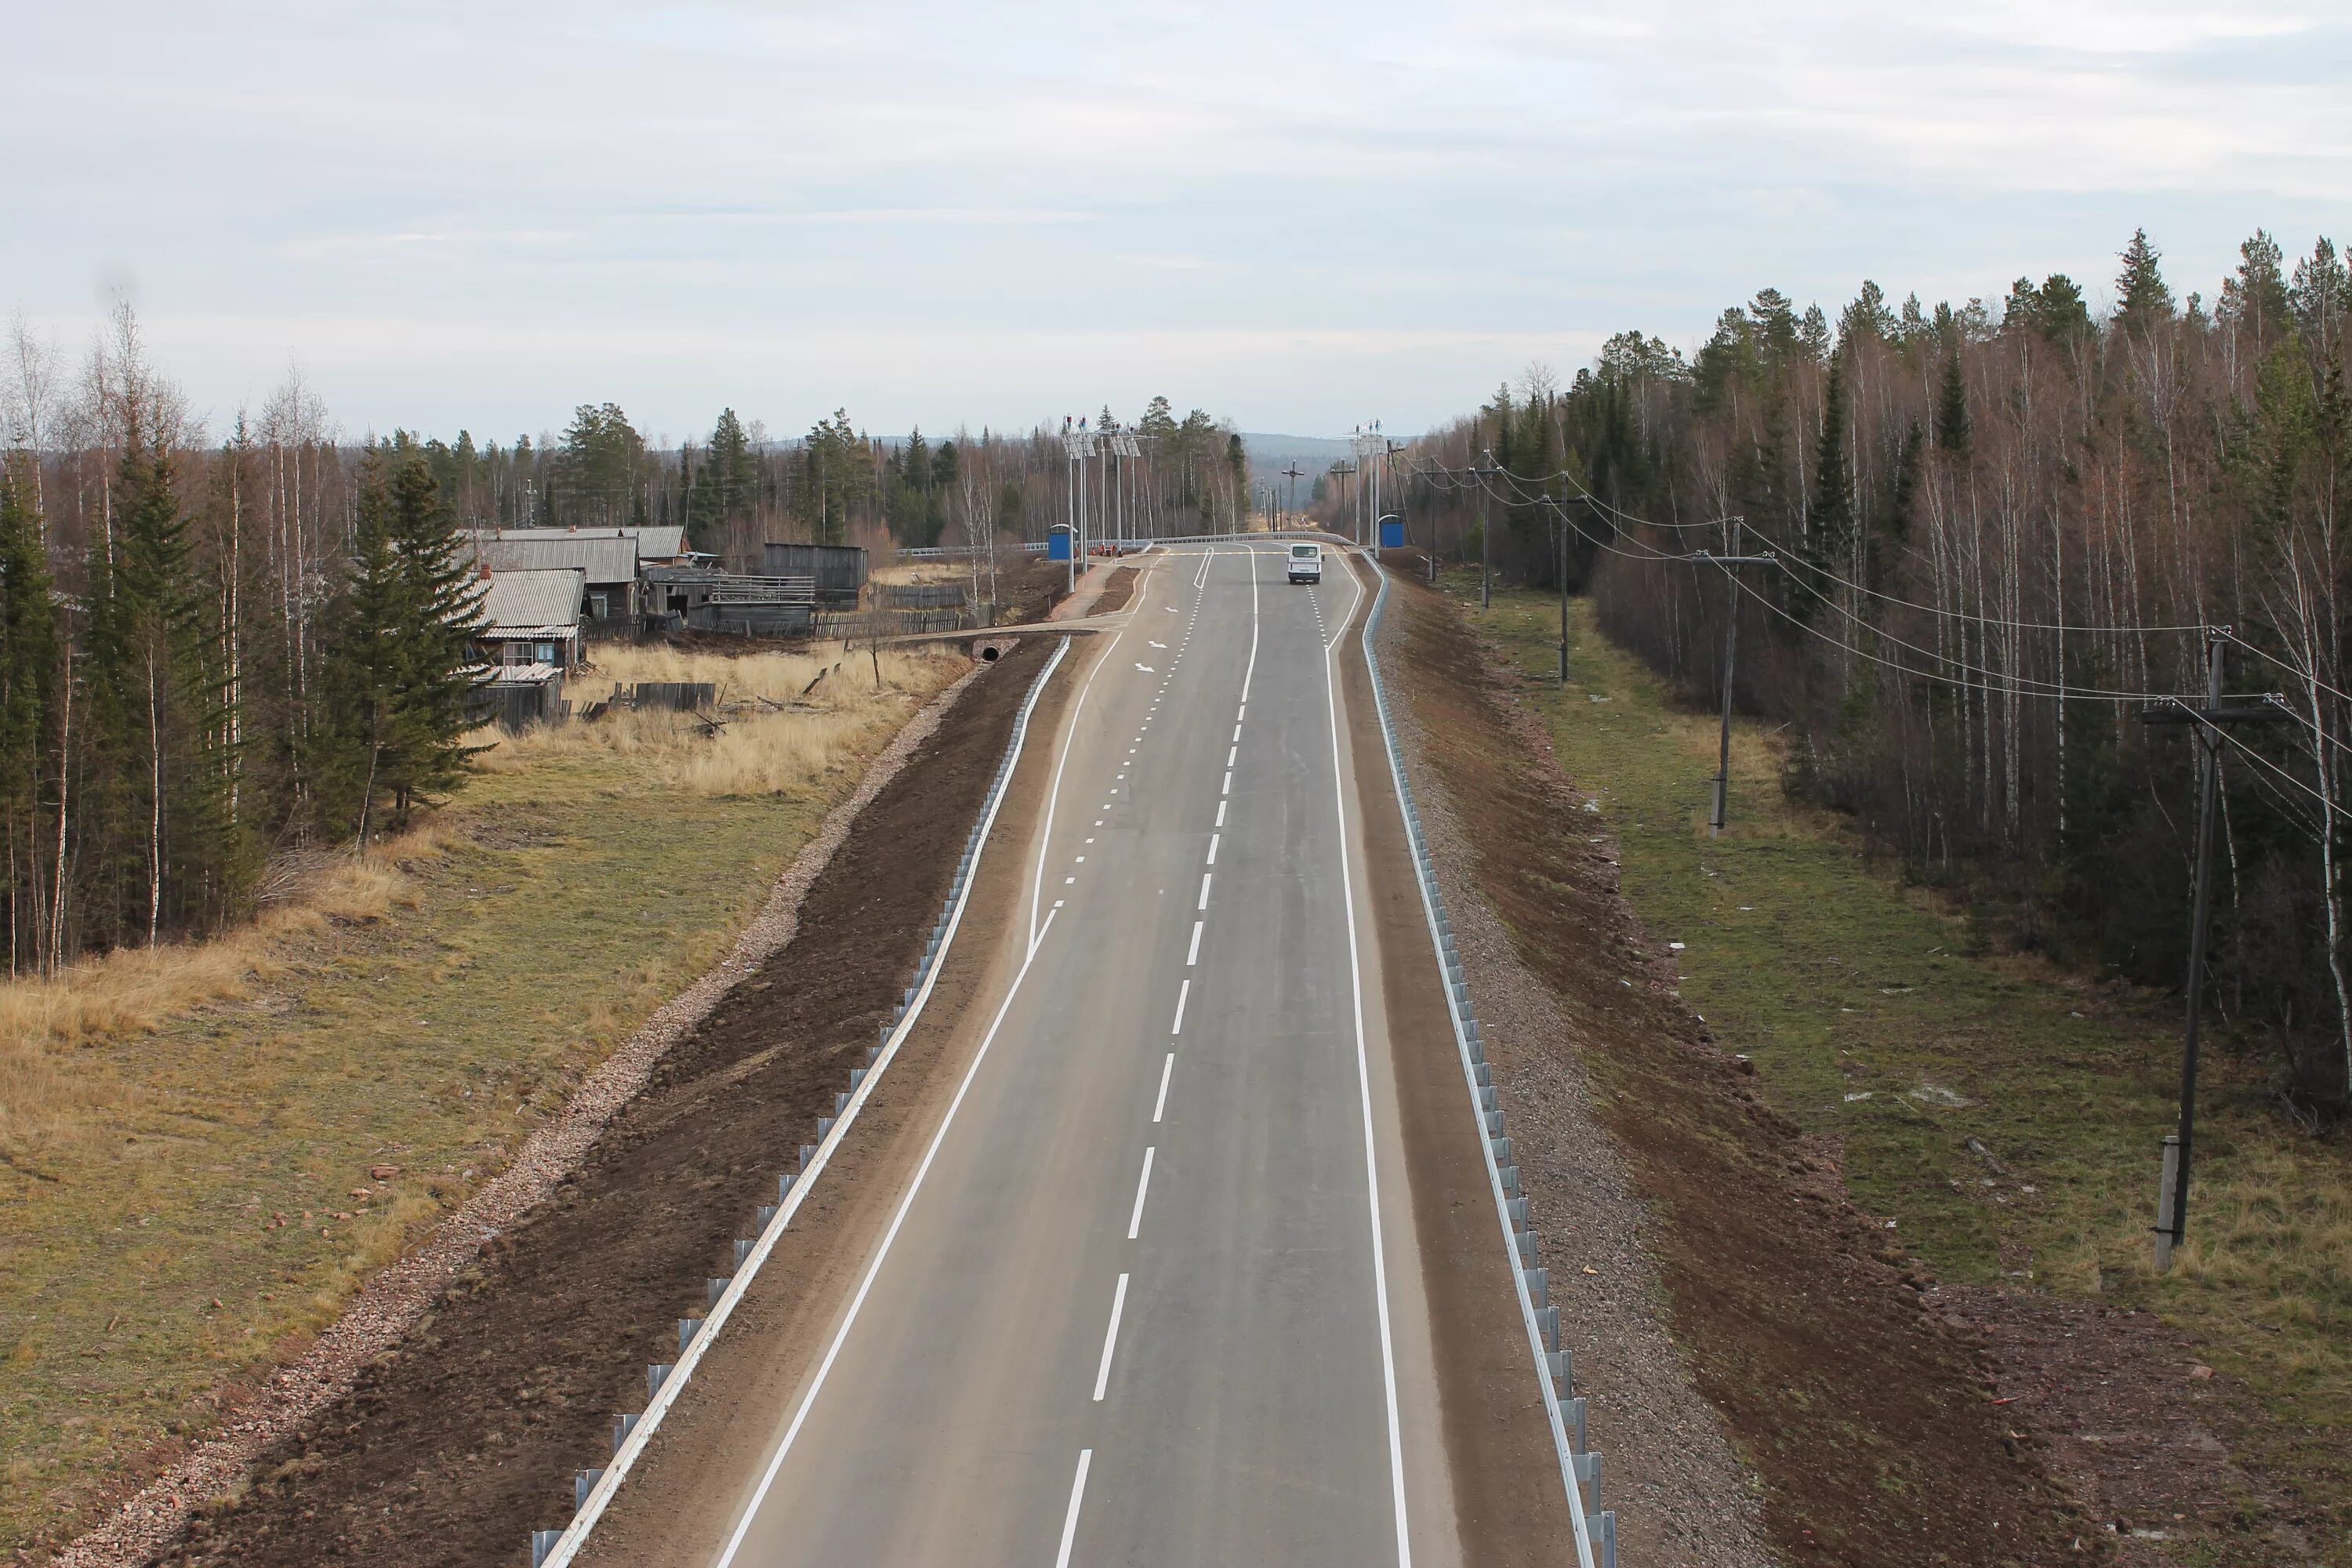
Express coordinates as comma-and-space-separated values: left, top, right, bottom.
1091, 1273, 1130, 1402
1186, 920, 1203, 965
1054, 1450, 1092, 1568
1206, 833, 1219, 866
1171, 977, 1191, 1035
1225, 746, 1237, 768
1126, 1146, 1156, 1240
1196, 873, 1212, 910
1221, 772, 1231, 796
1232, 724, 1243, 742
1215, 800, 1227, 828
1152, 1052, 1174, 1121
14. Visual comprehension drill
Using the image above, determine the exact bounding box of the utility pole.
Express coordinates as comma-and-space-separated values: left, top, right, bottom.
1544, 497, 1570, 684
1477, 449, 1496, 609
2137, 633, 2292, 1269
1282, 461, 1304, 525
1700, 517, 1777, 836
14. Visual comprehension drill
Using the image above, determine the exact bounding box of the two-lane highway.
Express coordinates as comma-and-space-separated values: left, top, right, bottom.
638, 546, 1461, 1566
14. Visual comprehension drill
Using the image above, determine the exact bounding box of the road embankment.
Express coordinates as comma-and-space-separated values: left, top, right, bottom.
143, 638, 1065, 1568
1370, 561, 2085, 1568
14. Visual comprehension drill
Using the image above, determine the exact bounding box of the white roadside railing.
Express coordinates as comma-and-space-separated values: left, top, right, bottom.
532, 637, 1070, 1568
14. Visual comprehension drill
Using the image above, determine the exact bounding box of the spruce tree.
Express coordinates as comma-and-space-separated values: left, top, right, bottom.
1810, 358, 1856, 584
322, 447, 485, 844
0, 464, 57, 971
1936, 350, 1973, 456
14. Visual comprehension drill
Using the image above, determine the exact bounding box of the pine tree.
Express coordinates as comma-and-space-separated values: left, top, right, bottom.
690, 408, 756, 554
2114, 227, 2176, 339
1837, 281, 1897, 350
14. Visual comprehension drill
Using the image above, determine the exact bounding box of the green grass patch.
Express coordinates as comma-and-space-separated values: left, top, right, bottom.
0, 666, 949, 1554
1453, 574, 2352, 1555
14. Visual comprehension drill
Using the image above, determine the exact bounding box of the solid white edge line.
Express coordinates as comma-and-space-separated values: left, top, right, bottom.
546, 637, 1070, 1568
1319, 549, 1412, 1566
708, 907, 1064, 1568
1127, 1146, 1156, 1239
1054, 1448, 1094, 1568
1354, 555, 1600, 1567
1091, 1272, 1131, 1401
1170, 976, 1190, 1035
1152, 1051, 1174, 1122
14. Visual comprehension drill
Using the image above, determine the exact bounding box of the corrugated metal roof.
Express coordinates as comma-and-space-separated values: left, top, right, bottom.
478, 568, 584, 630
482, 661, 564, 685
465, 534, 639, 583
466, 526, 690, 561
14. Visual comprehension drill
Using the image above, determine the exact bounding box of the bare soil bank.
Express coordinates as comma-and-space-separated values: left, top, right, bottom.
1377, 562, 2090, 1567
155, 639, 1058, 1568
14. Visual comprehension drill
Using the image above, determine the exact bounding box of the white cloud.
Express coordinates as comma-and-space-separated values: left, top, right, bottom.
5, 0, 2347, 437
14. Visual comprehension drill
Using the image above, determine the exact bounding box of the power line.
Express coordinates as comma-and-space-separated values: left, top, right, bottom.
1436, 453, 2209, 635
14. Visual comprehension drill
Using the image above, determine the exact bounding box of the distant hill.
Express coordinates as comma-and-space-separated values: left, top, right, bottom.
1239, 432, 1369, 513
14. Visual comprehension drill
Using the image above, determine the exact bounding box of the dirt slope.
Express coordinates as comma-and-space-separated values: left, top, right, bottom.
1377, 563, 2091, 1567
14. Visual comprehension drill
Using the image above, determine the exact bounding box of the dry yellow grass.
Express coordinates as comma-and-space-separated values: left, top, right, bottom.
2, 639, 970, 1552
478, 642, 963, 797
0, 839, 438, 1166
0, 641, 960, 1164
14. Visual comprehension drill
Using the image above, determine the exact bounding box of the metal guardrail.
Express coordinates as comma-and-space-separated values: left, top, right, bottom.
533, 636, 1073, 1568
1356, 560, 1612, 1567
894, 541, 1051, 560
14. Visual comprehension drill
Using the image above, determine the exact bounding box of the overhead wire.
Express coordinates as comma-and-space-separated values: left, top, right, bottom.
1423, 453, 2209, 635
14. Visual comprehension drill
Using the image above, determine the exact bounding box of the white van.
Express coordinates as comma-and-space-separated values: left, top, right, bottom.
1287, 543, 1323, 584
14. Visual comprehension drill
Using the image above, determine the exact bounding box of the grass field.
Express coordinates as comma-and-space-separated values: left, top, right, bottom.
0, 642, 961, 1555
1454, 575, 2351, 1559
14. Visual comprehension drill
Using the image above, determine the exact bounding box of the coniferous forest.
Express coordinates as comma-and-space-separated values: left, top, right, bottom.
1403, 230, 2352, 1112
0, 310, 1245, 973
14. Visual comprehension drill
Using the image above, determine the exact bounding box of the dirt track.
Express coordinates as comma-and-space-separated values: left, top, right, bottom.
159, 639, 1058, 1568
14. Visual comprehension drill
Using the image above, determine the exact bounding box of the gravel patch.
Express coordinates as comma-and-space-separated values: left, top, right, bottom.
54, 665, 984, 1568
1374, 604, 1775, 1568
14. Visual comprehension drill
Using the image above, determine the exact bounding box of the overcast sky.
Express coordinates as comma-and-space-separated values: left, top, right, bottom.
6, 0, 2349, 445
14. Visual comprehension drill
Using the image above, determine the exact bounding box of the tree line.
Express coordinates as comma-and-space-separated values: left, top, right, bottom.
0, 308, 1249, 971
1402, 229, 2352, 1112
0, 312, 485, 972
417, 397, 1251, 565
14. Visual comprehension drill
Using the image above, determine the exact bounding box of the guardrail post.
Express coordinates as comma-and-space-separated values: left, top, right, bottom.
532, 1528, 564, 1566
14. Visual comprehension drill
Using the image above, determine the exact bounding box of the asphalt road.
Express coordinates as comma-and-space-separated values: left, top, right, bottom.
699, 546, 1460, 1566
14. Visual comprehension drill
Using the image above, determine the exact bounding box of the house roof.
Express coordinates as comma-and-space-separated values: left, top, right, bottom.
477, 568, 584, 631
464, 532, 641, 583
467, 525, 691, 561
480, 661, 565, 686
